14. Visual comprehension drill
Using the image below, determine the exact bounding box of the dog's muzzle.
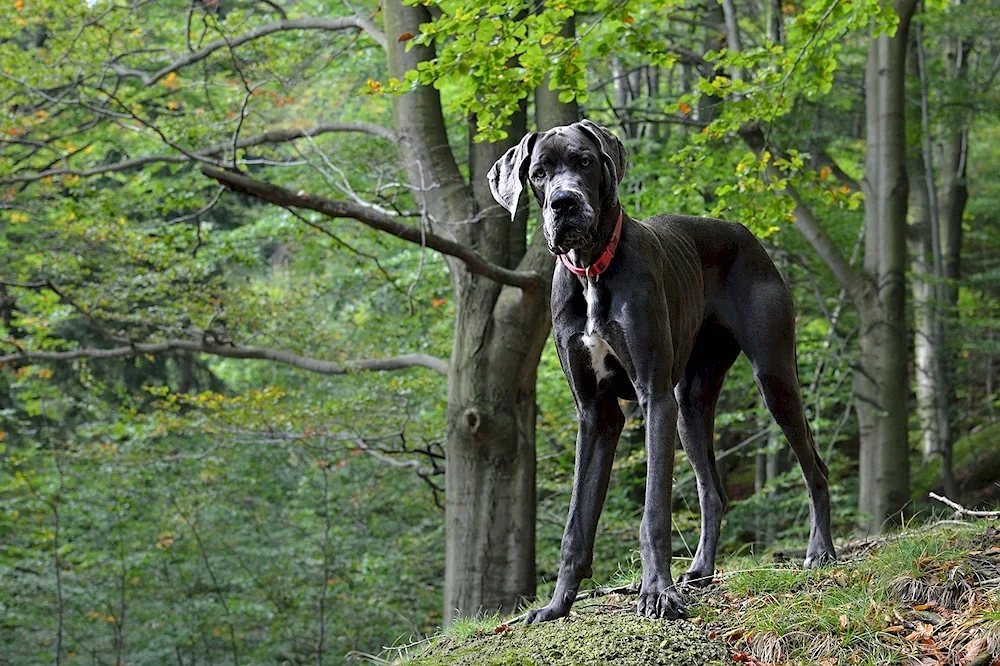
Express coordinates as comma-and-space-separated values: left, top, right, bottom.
545, 190, 595, 253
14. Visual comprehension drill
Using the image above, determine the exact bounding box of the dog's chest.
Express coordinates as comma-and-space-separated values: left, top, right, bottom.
580, 280, 620, 382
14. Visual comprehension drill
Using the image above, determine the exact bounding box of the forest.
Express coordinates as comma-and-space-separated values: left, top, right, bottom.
1, 0, 998, 664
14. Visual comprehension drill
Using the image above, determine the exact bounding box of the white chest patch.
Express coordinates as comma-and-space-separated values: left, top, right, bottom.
582, 281, 619, 382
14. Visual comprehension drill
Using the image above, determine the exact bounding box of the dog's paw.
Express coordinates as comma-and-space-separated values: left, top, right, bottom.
803, 547, 837, 569
524, 602, 571, 625
677, 568, 714, 589
637, 578, 686, 620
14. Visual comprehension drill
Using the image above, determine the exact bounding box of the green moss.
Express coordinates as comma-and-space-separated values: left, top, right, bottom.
405, 611, 728, 666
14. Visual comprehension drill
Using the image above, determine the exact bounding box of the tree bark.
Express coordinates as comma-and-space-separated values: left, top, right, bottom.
931, 27, 971, 487
855, 0, 917, 535
908, 20, 965, 496
383, 0, 572, 622
908, 149, 954, 494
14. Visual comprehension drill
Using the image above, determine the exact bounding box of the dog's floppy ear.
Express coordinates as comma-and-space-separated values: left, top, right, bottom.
576, 119, 627, 196
488, 132, 538, 220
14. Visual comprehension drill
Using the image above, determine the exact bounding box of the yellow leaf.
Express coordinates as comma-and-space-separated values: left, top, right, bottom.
839, 614, 848, 630
819, 166, 832, 180
678, 102, 691, 114
162, 72, 179, 89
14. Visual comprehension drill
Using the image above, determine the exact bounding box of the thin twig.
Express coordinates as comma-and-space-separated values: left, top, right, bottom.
929, 493, 1000, 518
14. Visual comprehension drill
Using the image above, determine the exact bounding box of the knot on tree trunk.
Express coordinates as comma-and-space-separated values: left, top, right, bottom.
463, 407, 482, 434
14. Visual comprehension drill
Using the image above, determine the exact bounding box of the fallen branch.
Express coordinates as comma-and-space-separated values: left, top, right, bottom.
929, 492, 1000, 518
506, 583, 639, 624
831, 519, 981, 558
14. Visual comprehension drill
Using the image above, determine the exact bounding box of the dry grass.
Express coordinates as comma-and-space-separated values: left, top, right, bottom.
695, 521, 1000, 665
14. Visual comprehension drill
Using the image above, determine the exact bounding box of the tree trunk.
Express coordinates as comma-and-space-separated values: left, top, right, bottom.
536, 17, 580, 132
908, 20, 965, 496
932, 29, 971, 485
855, 0, 917, 535
383, 0, 560, 622
754, 397, 785, 547
443, 277, 550, 622
908, 149, 952, 488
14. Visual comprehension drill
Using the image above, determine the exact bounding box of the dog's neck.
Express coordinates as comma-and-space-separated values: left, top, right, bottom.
567, 200, 624, 272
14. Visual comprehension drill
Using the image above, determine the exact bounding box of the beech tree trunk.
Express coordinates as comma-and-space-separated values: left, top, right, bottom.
907, 20, 969, 497
908, 149, 953, 493
855, 0, 917, 535
384, 0, 576, 623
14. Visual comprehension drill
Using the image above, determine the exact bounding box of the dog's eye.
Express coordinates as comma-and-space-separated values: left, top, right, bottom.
580, 156, 592, 168
530, 167, 545, 181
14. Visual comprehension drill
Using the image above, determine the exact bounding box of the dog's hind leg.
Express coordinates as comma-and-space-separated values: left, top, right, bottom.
675, 323, 741, 588
737, 284, 837, 568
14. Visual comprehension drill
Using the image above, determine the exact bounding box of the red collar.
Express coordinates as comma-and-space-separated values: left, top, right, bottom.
558, 210, 623, 278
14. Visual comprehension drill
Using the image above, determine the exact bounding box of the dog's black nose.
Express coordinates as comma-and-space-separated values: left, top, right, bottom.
549, 190, 581, 214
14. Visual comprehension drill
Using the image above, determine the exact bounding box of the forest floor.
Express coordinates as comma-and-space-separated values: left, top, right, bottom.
383, 519, 1000, 666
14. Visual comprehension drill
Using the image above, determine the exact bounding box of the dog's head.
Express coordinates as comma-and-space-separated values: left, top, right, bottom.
488, 120, 627, 255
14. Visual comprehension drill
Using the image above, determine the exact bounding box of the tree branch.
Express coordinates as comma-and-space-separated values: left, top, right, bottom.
201, 166, 545, 291
929, 493, 1000, 518
814, 148, 861, 192
0, 340, 448, 376
740, 123, 865, 304
3, 122, 396, 184
110, 17, 386, 85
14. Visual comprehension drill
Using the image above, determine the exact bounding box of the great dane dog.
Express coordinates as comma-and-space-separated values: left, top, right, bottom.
488, 120, 837, 623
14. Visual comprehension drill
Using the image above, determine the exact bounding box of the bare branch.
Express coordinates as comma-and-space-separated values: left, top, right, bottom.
929, 493, 1000, 518
3, 122, 396, 184
0, 340, 448, 376
110, 17, 386, 86
202, 166, 545, 291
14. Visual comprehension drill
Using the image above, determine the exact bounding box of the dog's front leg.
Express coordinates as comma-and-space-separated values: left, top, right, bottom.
637, 393, 686, 619
525, 394, 624, 625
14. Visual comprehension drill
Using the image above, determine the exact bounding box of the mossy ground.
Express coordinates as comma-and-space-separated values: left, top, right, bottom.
401, 607, 728, 666
389, 520, 1000, 666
